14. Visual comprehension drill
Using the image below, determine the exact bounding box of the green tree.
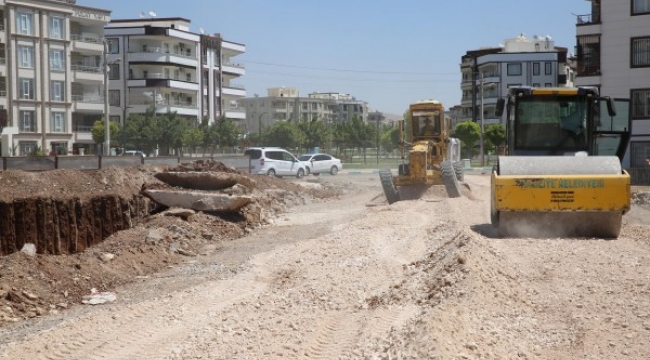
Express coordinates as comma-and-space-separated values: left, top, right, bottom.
91, 119, 121, 152
484, 123, 506, 153
380, 125, 400, 154
452, 121, 481, 158
182, 126, 204, 155
265, 121, 300, 148
122, 109, 157, 155
153, 111, 187, 156
295, 117, 329, 151
344, 116, 376, 164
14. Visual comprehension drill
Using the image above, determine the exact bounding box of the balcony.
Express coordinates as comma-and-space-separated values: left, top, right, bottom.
224, 107, 246, 120
222, 84, 246, 97
128, 74, 199, 91
129, 97, 199, 117
71, 65, 103, 82
71, 34, 104, 53
128, 48, 198, 67
222, 62, 245, 76
72, 94, 104, 112
576, 13, 600, 26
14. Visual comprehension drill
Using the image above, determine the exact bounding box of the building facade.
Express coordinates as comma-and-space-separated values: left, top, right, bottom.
0, 0, 110, 156
104, 17, 246, 135
459, 34, 572, 126
238, 88, 369, 134
574, 0, 650, 168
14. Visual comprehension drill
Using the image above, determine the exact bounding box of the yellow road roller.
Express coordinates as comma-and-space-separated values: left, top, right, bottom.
491, 86, 631, 238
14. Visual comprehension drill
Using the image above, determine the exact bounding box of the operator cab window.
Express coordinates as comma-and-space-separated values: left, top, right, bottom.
515, 96, 589, 151
413, 110, 441, 138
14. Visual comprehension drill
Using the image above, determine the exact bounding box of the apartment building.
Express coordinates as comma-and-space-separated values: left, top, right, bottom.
239, 88, 369, 134
459, 34, 572, 126
104, 17, 246, 131
0, 0, 110, 156
574, 0, 650, 168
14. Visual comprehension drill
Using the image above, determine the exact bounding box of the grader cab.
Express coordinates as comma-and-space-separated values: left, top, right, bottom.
379, 100, 464, 204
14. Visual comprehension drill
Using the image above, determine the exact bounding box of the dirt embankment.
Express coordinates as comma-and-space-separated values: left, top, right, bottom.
0, 162, 339, 326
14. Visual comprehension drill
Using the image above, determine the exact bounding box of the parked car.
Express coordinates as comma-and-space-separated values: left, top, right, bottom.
244, 147, 306, 178
122, 150, 147, 158
297, 153, 342, 175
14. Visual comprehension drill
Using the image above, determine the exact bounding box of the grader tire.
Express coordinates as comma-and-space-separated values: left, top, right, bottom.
441, 161, 462, 198
453, 161, 464, 182
379, 169, 400, 204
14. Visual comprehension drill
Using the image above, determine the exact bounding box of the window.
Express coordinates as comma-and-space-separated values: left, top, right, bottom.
533, 83, 540, 87
577, 35, 601, 75
632, 89, 650, 119
108, 64, 119, 80
632, 37, 650, 67
18, 45, 33, 68
19, 141, 37, 156
17, 12, 33, 35
106, 38, 119, 53
507, 63, 522, 76
545, 62, 552, 75
633, 0, 650, 15
51, 112, 65, 132
49, 16, 64, 40
109, 115, 120, 123
533, 63, 540, 75
545, 83, 553, 87
19, 78, 34, 99
51, 81, 64, 101
19, 111, 35, 132
109, 90, 120, 106
50, 49, 65, 71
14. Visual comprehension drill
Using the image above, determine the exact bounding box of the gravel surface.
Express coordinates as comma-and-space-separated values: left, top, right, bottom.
1, 172, 649, 359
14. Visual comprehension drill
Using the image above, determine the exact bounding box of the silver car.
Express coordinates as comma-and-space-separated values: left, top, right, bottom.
245, 147, 306, 178
297, 153, 342, 176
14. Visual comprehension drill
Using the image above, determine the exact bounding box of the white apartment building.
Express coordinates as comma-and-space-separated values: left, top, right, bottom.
104, 17, 246, 131
239, 88, 369, 134
574, 0, 650, 168
0, 0, 110, 156
459, 34, 572, 126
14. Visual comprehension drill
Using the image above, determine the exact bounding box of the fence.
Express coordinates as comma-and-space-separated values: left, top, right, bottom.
628, 168, 650, 186
0, 154, 251, 173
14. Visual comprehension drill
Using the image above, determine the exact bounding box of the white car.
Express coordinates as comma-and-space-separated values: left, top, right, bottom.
244, 147, 306, 178
123, 150, 146, 157
297, 153, 342, 176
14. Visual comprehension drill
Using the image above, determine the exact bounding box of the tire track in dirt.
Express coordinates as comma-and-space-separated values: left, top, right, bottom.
5, 274, 269, 360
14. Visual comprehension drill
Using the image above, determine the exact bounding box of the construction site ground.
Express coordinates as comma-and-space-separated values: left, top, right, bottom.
0, 165, 649, 359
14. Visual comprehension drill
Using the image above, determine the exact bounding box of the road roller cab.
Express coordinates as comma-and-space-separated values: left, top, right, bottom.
491, 86, 631, 238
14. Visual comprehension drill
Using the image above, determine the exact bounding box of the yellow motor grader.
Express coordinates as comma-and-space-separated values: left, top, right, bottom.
379, 100, 464, 204
491, 86, 632, 238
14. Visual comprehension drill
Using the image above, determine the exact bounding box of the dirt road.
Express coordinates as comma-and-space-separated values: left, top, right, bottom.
1, 172, 649, 359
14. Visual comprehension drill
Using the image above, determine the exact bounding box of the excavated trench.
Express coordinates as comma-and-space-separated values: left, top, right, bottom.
0, 195, 152, 256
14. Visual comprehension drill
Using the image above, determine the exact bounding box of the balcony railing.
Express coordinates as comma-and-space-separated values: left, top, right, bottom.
223, 61, 245, 70
576, 13, 600, 25
128, 48, 197, 59
73, 124, 93, 133
0, 23, 4, 31
577, 64, 601, 77
224, 83, 245, 90
71, 64, 102, 73
71, 94, 104, 103
129, 73, 196, 82
71, 34, 102, 44
0, 90, 6, 97
129, 98, 198, 108
0, 57, 5, 65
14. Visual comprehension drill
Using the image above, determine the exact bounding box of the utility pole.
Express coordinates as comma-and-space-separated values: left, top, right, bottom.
376, 115, 380, 166
479, 73, 485, 167
103, 40, 110, 156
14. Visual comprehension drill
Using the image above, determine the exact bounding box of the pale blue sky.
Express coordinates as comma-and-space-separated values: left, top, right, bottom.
103, 0, 591, 115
